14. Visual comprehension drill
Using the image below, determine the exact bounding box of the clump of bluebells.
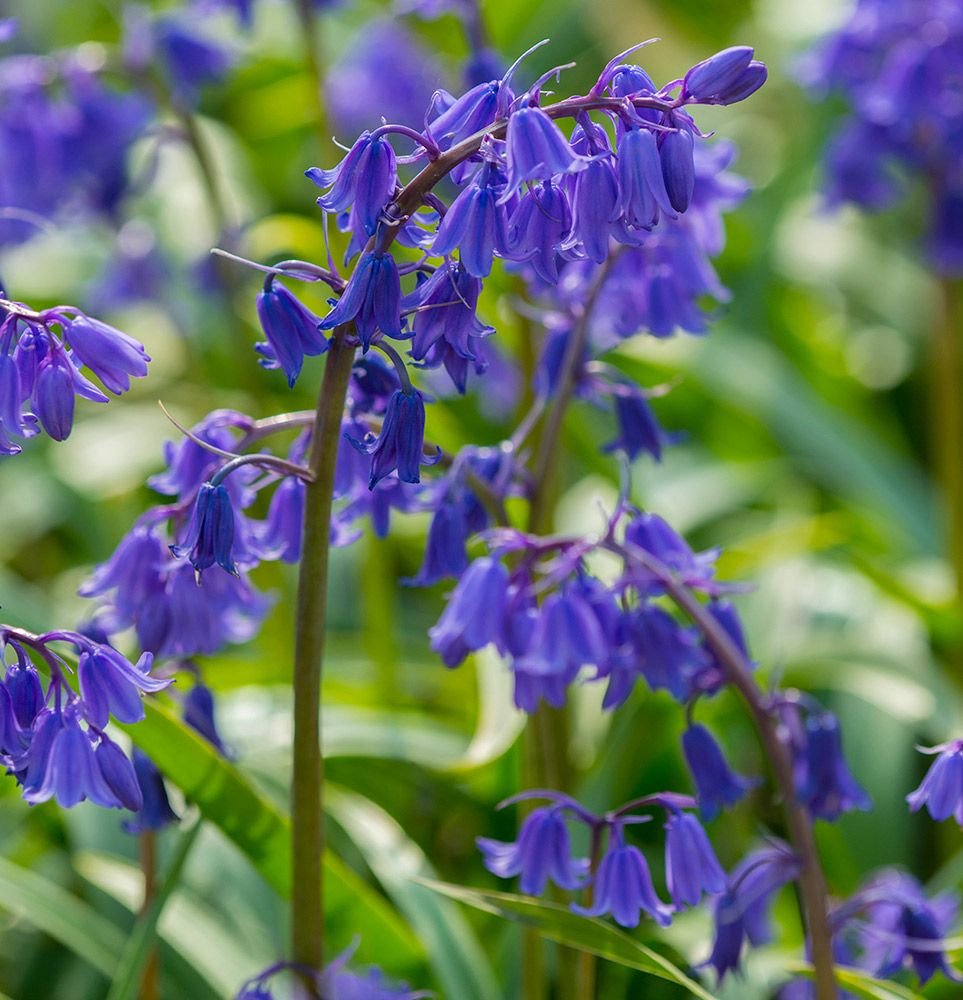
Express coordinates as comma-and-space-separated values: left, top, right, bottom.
802, 0, 963, 272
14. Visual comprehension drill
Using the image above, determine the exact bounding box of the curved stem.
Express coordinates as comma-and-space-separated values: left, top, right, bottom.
290, 330, 356, 981
616, 542, 838, 1000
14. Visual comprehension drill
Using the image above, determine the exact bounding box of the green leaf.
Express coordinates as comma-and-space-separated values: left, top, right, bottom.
0, 855, 125, 978
122, 699, 422, 972
327, 788, 501, 1000
788, 962, 926, 1000
420, 879, 721, 1000
105, 817, 203, 1000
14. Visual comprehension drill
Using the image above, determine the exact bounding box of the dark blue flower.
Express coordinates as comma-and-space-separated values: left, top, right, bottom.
429, 556, 510, 667
308, 132, 398, 238
124, 749, 180, 834
78, 646, 169, 729
426, 81, 503, 152
907, 740, 963, 826
95, 736, 144, 812
320, 251, 404, 350
660, 127, 696, 214
478, 806, 588, 896
256, 477, 304, 564
796, 712, 871, 822
573, 826, 672, 928
171, 483, 239, 576
514, 587, 608, 680
154, 17, 234, 104
501, 105, 587, 201
402, 261, 493, 389
506, 180, 573, 284
56, 311, 150, 395
682, 724, 756, 821
255, 280, 328, 387
617, 127, 675, 230
603, 385, 668, 461
183, 682, 230, 756
682, 46, 766, 105
33, 355, 76, 441
348, 389, 437, 488
566, 152, 621, 264
432, 163, 510, 279
406, 500, 468, 587
4, 654, 44, 729
664, 810, 726, 908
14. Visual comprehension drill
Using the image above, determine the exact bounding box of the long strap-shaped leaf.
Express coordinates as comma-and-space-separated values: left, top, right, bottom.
0, 855, 127, 978
420, 879, 721, 1000
121, 699, 422, 973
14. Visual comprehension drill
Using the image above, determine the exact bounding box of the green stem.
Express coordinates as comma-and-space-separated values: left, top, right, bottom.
137, 832, 158, 1000
291, 332, 356, 979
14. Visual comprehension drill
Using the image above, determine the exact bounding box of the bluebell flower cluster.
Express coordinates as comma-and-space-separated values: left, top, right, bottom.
478, 789, 723, 929
0, 296, 150, 452
803, 0, 963, 273
428, 508, 743, 712
0, 626, 169, 811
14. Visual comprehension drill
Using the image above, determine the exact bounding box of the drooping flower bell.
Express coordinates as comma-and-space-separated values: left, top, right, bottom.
682, 723, 757, 821
429, 556, 510, 667
255, 279, 328, 387
55, 310, 150, 395
171, 482, 238, 576
320, 250, 404, 350
796, 712, 871, 822
348, 388, 438, 488
78, 646, 169, 729
663, 809, 727, 908
906, 740, 963, 826
681, 46, 767, 106
500, 103, 587, 201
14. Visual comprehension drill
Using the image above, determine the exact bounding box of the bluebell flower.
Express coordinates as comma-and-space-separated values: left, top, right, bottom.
4, 655, 44, 729
79, 525, 170, 622
660, 127, 696, 214
907, 740, 963, 826
603, 385, 668, 461
402, 262, 493, 387
21, 706, 127, 810
78, 646, 170, 729
183, 682, 230, 756
95, 736, 144, 812
617, 127, 675, 230
478, 805, 588, 895
348, 389, 438, 488
501, 105, 587, 201
682, 46, 766, 105
796, 712, 871, 821
308, 132, 398, 238
320, 251, 404, 350
664, 810, 726, 908
566, 152, 621, 264
682, 724, 756, 821
705, 843, 799, 980
172, 483, 238, 576
426, 80, 503, 152
624, 512, 723, 595
149, 410, 252, 498
696, 600, 752, 693
255, 280, 328, 387
514, 588, 608, 679
432, 163, 511, 278
0, 352, 32, 440
406, 499, 469, 586
573, 826, 672, 928
628, 604, 710, 701
33, 355, 77, 441
124, 749, 179, 834
608, 64, 658, 99
506, 180, 573, 284
53, 311, 150, 395
256, 477, 304, 564
429, 556, 510, 666
348, 354, 401, 415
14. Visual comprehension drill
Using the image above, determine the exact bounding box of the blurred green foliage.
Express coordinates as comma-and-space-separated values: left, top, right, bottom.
0, 0, 961, 998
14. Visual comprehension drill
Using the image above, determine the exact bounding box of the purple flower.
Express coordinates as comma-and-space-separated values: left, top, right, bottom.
406, 500, 468, 586
320, 251, 404, 350
171, 483, 238, 576
124, 749, 179, 834
432, 162, 511, 278
506, 180, 573, 284
154, 17, 234, 103
256, 477, 304, 563
33, 354, 77, 441
56, 311, 150, 395
429, 556, 510, 666
183, 682, 230, 756
664, 810, 726, 908
348, 389, 437, 488
705, 843, 800, 980
796, 713, 871, 822
660, 127, 696, 214
255, 280, 328, 387
682, 724, 756, 821
573, 827, 672, 928
514, 588, 608, 680
78, 646, 170, 729
402, 262, 493, 389
566, 153, 621, 264
478, 805, 588, 896
4, 655, 44, 729
603, 385, 668, 461
501, 105, 587, 201
907, 740, 963, 826
308, 132, 398, 238
624, 512, 722, 594
95, 736, 144, 812
79, 525, 170, 621
426, 80, 503, 152
682, 46, 766, 106
149, 410, 252, 498
617, 127, 675, 230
